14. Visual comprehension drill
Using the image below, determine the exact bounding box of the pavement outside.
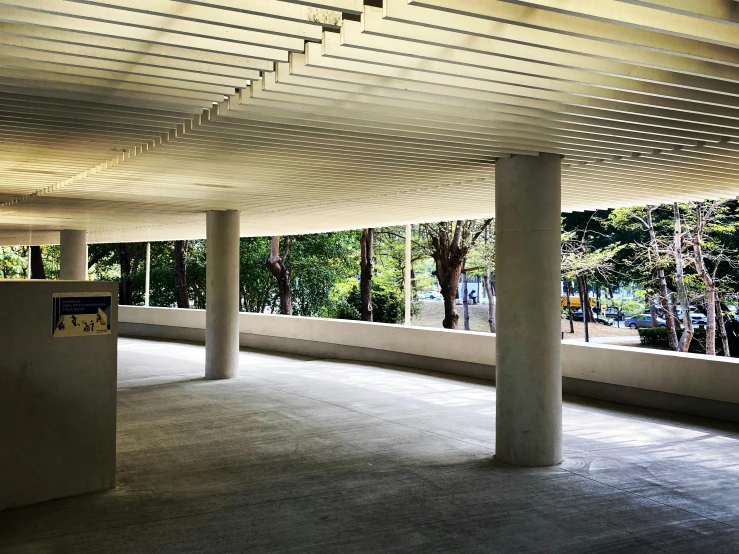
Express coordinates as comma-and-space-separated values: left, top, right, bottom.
413, 301, 639, 340
1, 338, 738, 553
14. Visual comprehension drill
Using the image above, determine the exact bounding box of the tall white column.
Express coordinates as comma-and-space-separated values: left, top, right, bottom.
26, 246, 31, 279
144, 242, 151, 306
59, 230, 87, 281
495, 153, 562, 467
405, 223, 412, 325
205, 210, 240, 380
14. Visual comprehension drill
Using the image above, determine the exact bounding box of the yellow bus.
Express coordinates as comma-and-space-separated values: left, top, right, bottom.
561, 295, 596, 309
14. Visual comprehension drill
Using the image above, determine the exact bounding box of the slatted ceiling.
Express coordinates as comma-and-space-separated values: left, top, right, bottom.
167, 0, 344, 27
0, 23, 276, 74
498, 0, 739, 47
279, 0, 363, 14
618, 0, 739, 22
388, 3, 739, 83
406, 0, 739, 60
69, 0, 328, 42
0, 2, 304, 56
0, 0, 737, 245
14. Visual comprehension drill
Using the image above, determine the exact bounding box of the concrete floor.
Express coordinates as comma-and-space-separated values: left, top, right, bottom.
2, 338, 739, 553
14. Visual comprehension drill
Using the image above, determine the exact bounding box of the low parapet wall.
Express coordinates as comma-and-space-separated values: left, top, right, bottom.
119, 306, 739, 423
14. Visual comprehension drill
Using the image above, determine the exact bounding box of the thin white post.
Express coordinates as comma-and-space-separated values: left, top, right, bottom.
26, 246, 31, 279
144, 242, 151, 306
405, 223, 412, 325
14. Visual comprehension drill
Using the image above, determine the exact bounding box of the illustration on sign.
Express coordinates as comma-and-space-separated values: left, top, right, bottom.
52, 292, 112, 337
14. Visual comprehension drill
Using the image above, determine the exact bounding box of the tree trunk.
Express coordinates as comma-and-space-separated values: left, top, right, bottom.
705, 284, 717, 355
436, 260, 463, 330
483, 225, 495, 333
174, 240, 189, 308
648, 294, 659, 328
673, 203, 694, 352
693, 204, 716, 355
565, 280, 574, 333
117, 244, 134, 305
462, 270, 470, 331
360, 228, 373, 322
484, 273, 495, 333
30, 245, 45, 279
265, 236, 292, 315
646, 207, 678, 349
577, 274, 590, 342
716, 292, 730, 357
426, 219, 484, 330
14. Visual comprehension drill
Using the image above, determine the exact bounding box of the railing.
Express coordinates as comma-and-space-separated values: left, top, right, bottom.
119, 306, 739, 422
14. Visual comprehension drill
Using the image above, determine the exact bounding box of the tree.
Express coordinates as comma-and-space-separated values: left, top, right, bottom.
465, 222, 496, 333
462, 268, 470, 330
116, 243, 146, 305
484, 225, 496, 333
30, 246, 45, 279
265, 236, 292, 315
186, 241, 207, 309
419, 219, 491, 329
174, 240, 189, 308
360, 228, 373, 321
0, 246, 26, 278
373, 226, 427, 319
561, 217, 623, 342
672, 203, 694, 352
240, 237, 274, 313
610, 206, 679, 349
685, 200, 736, 356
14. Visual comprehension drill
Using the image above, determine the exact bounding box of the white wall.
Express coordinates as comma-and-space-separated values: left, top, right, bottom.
119, 306, 739, 418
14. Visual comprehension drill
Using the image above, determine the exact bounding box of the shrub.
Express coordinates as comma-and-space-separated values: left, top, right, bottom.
637, 326, 669, 346
638, 326, 711, 354
334, 280, 404, 324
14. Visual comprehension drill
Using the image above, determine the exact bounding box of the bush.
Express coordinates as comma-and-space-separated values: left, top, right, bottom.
638, 326, 711, 354
334, 280, 404, 324
637, 326, 669, 346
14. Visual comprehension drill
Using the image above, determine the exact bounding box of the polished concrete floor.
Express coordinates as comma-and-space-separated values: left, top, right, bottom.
2, 338, 739, 553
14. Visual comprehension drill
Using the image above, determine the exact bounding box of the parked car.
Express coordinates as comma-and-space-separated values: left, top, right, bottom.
624, 314, 666, 329
567, 309, 613, 326
674, 309, 708, 326
603, 308, 624, 321
689, 313, 708, 325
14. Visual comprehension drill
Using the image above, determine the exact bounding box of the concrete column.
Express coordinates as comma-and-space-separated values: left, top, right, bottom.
495, 153, 562, 467
26, 246, 31, 279
144, 242, 151, 306
59, 230, 87, 281
405, 223, 412, 325
205, 210, 240, 380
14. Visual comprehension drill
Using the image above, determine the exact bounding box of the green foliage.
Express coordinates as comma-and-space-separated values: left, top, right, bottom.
638, 326, 708, 354
0, 246, 27, 278
332, 279, 403, 324
240, 237, 273, 313
285, 231, 358, 317
637, 327, 670, 346
329, 278, 361, 321
612, 298, 645, 317
374, 226, 429, 318
42, 246, 60, 279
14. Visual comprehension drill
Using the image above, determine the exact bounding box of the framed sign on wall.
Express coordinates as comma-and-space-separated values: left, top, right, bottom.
52, 292, 113, 337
